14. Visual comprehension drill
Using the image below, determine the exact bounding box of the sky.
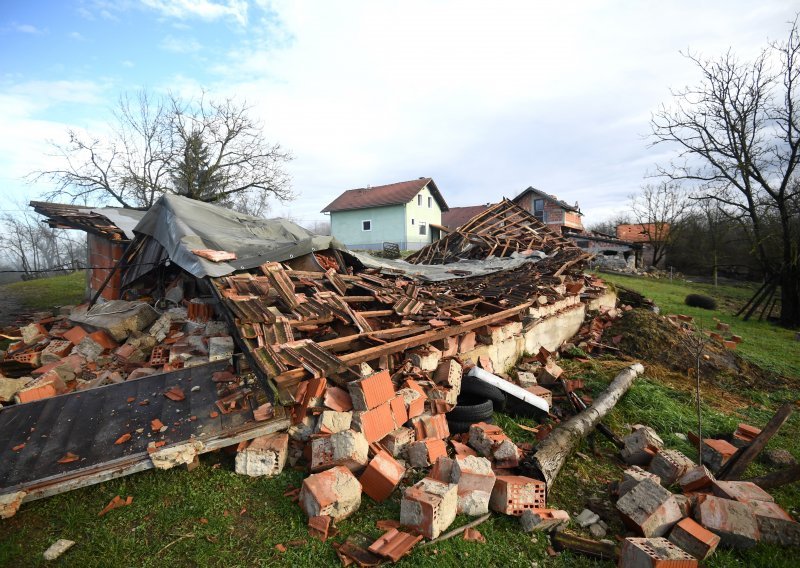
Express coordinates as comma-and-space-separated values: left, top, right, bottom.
0, 0, 797, 227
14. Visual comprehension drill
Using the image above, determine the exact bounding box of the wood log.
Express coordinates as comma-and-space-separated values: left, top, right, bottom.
551, 531, 618, 561
717, 403, 793, 481
743, 464, 800, 490
531, 364, 644, 490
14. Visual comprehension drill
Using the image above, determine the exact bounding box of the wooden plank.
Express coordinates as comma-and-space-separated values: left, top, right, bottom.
718, 403, 793, 480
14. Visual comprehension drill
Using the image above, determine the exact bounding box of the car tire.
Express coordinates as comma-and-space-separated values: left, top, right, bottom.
447, 397, 493, 422
447, 415, 494, 435
460, 375, 507, 411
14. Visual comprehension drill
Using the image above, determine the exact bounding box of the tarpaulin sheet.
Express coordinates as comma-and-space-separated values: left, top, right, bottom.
131, 194, 347, 279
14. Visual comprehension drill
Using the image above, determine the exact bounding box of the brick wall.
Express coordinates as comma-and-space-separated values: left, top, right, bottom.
87, 233, 126, 301
516, 193, 584, 231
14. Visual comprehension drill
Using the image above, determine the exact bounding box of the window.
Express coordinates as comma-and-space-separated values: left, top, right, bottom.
427, 196, 432, 208
411, 218, 415, 225
419, 221, 427, 235
362, 220, 371, 231
533, 198, 545, 222
417, 195, 422, 206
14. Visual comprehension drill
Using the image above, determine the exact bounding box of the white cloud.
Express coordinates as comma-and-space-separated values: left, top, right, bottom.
12, 22, 45, 35
68, 31, 85, 41
141, 0, 248, 26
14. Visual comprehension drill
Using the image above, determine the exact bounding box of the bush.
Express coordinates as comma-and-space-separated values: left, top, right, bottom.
685, 293, 717, 310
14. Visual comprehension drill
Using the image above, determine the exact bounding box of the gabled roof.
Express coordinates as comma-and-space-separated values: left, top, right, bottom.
512, 186, 581, 214
441, 204, 493, 230
321, 177, 449, 213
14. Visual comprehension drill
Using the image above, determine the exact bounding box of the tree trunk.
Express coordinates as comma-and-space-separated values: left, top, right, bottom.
744, 465, 800, 490
779, 268, 800, 327
531, 364, 644, 490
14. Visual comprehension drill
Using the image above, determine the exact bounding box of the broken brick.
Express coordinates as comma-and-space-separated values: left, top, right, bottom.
299, 465, 362, 521
359, 450, 406, 502
114, 433, 132, 445
347, 369, 395, 411
520, 508, 570, 532
701, 439, 738, 473
668, 517, 720, 561
616, 479, 683, 537
400, 478, 458, 539
367, 528, 422, 562
407, 439, 447, 468
649, 449, 695, 485
620, 537, 697, 567
489, 475, 546, 516
694, 495, 760, 549
310, 429, 369, 473
712, 480, 774, 504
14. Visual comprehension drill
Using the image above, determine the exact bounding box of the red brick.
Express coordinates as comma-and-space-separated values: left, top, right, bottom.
389, 395, 408, 427
712, 480, 774, 504
324, 386, 353, 412
668, 517, 720, 560
400, 478, 458, 539
347, 370, 395, 411
701, 439, 737, 473
620, 537, 698, 567
410, 413, 449, 440
299, 465, 362, 521
353, 402, 396, 443
694, 495, 760, 548
489, 475, 546, 516
368, 528, 422, 562
748, 500, 800, 547
359, 450, 405, 502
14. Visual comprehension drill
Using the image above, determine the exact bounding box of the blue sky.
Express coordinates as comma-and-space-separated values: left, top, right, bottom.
0, 1, 796, 225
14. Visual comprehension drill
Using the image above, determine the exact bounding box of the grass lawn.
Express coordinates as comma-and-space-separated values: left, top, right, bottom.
1, 271, 799, 566
1, 271, 86, 311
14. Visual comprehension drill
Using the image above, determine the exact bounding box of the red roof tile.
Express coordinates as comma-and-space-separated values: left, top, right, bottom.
321, 178, 449, 213
441, 205, 493, 229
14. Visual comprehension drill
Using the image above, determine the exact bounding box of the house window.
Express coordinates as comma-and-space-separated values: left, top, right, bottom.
362, 220, 372, 231
419, 221, 427, 235
427, 196, 432, 208
417, 195, 422, 206
411, 218, 415, 225
533, 199, 545, 222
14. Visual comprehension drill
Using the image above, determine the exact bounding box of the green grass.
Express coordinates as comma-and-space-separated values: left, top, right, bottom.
2, 271, 86, 310
595, 272, 800, 378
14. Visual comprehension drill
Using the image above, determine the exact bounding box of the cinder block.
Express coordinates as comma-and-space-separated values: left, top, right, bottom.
235, 433, 288, 477
348, 369, 395, 411
616, 479, 683, 537
489, 475, 546, 516
407, 439, 448, 468
620, 466, 661, 497
619, 537, 698, 568
299, 466, 362, 521
649, 449, 695, 486
452, 455, 496, 495
679, 465, 715, 493
748, 500, 800, 547
712, 480, 774, 504
621, 426, 664, 466
400, 478, 458, 539
668, 517, 720, 560
520, 508, 570, 532
694, 495, 760, 549
310, 429, 369, 473
380, 427, 415, 458
701, 439, 738, 473
359, 450, 406, 502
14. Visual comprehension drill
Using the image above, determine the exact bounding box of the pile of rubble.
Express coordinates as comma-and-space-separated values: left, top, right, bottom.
0, 299, 241, 406
606, 419, 799, 565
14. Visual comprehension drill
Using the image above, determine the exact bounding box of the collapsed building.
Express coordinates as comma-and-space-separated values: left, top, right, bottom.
5, 195, 793, 564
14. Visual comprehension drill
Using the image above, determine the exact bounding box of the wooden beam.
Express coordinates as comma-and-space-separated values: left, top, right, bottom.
718, 403, 793, 480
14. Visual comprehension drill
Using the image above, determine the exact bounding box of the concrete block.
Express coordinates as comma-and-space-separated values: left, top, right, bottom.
620, 537, 698, 567
359, 450, 406, 502
299, 466, 362, 521
43, 539, 76, 561
616, 479, 683, 537
679, 465, 715, 493
400, 478, 458, 539
452, 455, 496, 495
69, 299, 159, 341
310, 429, 369, 473
712, 480, 774, 504
516, 371, 538, 388
288, 415, 317, 442
407, 345, 441, 371
0, 491, 26, 519
316, 411, 352, 434
649, 449, 695, 486
620, 466, 661, 497
20, 322, 47, 344
407, 439, 447, 468
493, 438, 522, 468
575, 508, 600, 527
235, 433, 288, 477
0, 377, 32, 403
380, 427, 415, 458
668, 517, 720, 561
748, 500, 800, 547
489, 475, 546, 516
348, 369, 395, 411
701, 439, 738, 473
694, 495, 760, 549
621, 425, 664, 466
520, 508, 570, 532
458, 490, 491, 516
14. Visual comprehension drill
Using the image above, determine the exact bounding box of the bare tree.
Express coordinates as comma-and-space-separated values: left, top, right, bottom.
628, 182, 688, 266
651, 15, 800, 326
587, 213, 632, 236
32, 90, 293, 215
0, 210, 86, 278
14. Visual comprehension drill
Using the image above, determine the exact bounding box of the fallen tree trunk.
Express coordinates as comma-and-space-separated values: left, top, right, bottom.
531, 363, 644, 490
743, 464, 800, 490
